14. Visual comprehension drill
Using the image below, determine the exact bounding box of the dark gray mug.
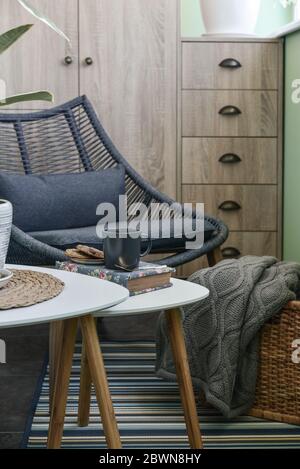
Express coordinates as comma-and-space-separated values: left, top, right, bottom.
103, 229, 151, 271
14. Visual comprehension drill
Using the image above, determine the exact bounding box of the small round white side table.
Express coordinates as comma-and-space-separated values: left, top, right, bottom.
3, 265, 129, 450
77, 278, 209, 449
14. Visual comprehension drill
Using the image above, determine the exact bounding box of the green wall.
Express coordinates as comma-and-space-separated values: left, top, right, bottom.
284, 31, 300, 261
181, 0, 293, 36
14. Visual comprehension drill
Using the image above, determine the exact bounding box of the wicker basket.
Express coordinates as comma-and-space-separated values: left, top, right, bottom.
249, 301, 300, 425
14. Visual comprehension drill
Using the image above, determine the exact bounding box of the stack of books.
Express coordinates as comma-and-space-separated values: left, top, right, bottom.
56, 261, 175, 296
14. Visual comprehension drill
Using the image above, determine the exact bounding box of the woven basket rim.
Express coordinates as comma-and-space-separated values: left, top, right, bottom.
285, 300, 300, 309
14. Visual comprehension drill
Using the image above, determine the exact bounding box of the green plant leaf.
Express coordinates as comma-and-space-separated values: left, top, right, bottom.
0, 24, 33, 54
17, 0, 70, 43
0, 91, 53, 107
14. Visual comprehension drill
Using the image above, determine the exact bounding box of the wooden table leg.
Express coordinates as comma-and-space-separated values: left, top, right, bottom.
80, 315, 122, 449
47, 317, 78, 449
49, 321, 64, 415
166, 308, 203, 449
78, 336, 92, 427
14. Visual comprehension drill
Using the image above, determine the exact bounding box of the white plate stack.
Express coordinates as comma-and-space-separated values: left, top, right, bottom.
0, 200, 13, 269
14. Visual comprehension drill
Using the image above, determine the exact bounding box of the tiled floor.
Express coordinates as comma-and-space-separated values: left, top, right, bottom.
0, 312, 159, 449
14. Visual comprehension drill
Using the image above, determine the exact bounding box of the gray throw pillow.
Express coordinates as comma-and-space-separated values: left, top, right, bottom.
0, 166, 125, 232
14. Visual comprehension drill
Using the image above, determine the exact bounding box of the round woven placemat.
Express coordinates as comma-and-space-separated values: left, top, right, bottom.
0, 270, 65, 310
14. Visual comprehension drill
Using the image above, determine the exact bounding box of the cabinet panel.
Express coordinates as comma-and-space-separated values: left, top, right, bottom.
79, 0, 178, 198
0, 0, 79, 110
182, 42, 279, 90
182, 184, 277, 231
182, 90, 277, 137
179, 38, 282, 268
220, 232, 277, 259
181, 232, 277, 278
182, 138, 277, 184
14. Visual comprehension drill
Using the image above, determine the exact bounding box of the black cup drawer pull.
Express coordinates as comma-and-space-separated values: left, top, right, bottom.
219, 105, 242, 116
222, 247, 241, 258
218, 200, 241, 211
219, 58, 242, 69
219, 153, 242, 164
64, 56, 73, 65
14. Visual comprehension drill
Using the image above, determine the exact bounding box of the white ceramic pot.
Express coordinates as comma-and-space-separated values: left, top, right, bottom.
294, 1, 300, 21
0, 200, 13, 269
199, 0, 261, 35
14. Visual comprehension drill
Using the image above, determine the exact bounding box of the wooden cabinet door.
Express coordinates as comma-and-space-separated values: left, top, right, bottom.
182, 42, 279, 90
79, 0, 178, 198
182, 138, 278, 184
182, 90, 278, 137
182, 185, 278, 231
0, 0, 79, 109
181, 232, 278, 278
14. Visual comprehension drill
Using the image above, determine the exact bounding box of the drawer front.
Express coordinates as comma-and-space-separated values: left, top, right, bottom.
182, 90, 277, 137
220, 232, 277, 259
182, 138, 277, 184
180, 232, 277, 277
182, 185, 277, 231
182, 42, 279, 90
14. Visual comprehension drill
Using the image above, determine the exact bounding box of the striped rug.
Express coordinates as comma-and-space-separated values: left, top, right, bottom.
24, 341, 300, 449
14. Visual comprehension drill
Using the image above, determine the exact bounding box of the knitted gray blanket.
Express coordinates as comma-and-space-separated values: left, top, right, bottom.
156, 256, 300, 418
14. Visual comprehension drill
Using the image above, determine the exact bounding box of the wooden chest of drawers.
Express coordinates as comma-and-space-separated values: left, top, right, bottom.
179, 38, 283, 276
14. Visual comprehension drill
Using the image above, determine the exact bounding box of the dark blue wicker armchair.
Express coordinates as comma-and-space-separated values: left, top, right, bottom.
0, 96, 228, 268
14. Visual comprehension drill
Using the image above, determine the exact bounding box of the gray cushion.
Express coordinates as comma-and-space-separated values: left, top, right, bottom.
29, 218, 216, 253
0, 166, 125, 232
30, 226, 100, 248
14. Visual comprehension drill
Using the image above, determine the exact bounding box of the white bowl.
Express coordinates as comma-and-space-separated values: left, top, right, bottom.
0, 269, 13, 289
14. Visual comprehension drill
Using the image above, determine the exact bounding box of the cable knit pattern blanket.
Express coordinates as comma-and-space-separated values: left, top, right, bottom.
156, 256, 300, 418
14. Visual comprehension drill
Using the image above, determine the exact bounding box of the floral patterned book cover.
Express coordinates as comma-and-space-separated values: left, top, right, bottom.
56, 261, 175, 296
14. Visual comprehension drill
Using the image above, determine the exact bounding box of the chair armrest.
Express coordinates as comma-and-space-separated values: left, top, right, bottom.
10, 225, 67, 264
155, 217, 229, 268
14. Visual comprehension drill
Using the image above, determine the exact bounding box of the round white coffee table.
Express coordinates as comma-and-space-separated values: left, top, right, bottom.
3, 265, 129, 327
3, 265, 129, 450
77, 278, 209, 449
